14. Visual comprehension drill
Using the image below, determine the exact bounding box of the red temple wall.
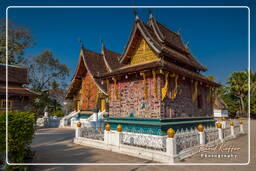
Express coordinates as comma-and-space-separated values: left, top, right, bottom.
160, 76, 213, 118
109, 74, 213, 119
79, 72, 98, 111
109, 75, 162, 118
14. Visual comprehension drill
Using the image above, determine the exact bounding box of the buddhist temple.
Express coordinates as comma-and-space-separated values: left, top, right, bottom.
66, 11, 220, 134
65, 42, 122, 113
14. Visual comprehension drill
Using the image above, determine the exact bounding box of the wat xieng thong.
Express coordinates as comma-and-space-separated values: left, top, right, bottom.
66, 11, 220, 135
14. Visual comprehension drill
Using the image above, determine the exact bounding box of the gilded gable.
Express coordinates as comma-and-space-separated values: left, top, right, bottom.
130, 37, 159, 65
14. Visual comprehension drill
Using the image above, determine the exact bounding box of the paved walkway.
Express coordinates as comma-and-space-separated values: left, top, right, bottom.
31, 121, 255, 171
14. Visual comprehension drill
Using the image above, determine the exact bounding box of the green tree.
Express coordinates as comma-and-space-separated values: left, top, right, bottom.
0, 19, 34, 64
28, 50, 69, 115
227, 71, 248, 117
29, 50, 69, 91
247, 70, 256, 118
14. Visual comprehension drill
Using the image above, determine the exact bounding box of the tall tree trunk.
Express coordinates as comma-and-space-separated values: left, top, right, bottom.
240, 96, 245, 117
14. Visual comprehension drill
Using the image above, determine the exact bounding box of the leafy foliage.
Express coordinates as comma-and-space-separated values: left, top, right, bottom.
50, 110, 64, 118
0, 19, 34, 64
0, 112, 35, 170
28, 50, 69, 92
27, 50, 69, 116
221, 70, 256, 118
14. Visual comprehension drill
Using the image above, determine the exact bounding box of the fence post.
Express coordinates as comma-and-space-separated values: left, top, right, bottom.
197, 124, 205, 145
230, 121, 236, 138
221, 117, 227, 128
104, 124, 111, 145
216, 122, 223, 142
75, 122, 81, 138
166, 128, 176, 163
115, 124, 122, 147
239, 120, 244, 134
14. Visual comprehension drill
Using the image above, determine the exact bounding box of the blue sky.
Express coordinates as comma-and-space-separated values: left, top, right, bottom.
1, 0, 254, 85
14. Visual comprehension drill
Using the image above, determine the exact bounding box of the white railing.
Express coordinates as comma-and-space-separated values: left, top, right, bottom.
74, 120, 247, 163
205, 126, 219, 144
59, 111, 79, 128
175, 128, 200, 153
121, 131, 166, 151
79, 127, 104, 141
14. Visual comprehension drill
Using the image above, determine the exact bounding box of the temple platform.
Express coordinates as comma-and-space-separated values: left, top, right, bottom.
105, 117, 216, 135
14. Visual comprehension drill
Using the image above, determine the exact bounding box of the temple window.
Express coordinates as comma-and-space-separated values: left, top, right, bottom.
0, 100, 13, 109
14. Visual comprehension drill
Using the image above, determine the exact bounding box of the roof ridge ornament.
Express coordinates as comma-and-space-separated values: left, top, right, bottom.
148, 9, 153, 19
185, 41, 189, 49
176, 28, 181, 35
78, 38, 84, 49
133, 8, 140, 21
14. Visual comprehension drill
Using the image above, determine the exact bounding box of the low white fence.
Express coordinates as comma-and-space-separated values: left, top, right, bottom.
36, 116, 61, 128
74, 121, 247, 163
121, 131, 166, 151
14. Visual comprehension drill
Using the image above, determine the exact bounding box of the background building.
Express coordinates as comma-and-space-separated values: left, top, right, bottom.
0, 64, 39, 111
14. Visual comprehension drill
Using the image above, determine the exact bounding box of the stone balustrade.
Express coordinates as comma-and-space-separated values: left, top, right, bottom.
74, 120, 246, 163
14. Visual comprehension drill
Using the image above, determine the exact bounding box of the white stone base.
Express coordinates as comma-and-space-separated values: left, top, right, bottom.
74, 137, 175, 163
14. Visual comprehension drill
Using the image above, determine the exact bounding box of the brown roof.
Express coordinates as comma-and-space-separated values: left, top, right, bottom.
119, 15, 207, 72
0, 64, 29, 84
102, 46, 124, 71
66, 47, 121, 98
0, 86, 39, 96
97, 59, 220, 87
147, 17, 207, 71
82, 47, 108, 76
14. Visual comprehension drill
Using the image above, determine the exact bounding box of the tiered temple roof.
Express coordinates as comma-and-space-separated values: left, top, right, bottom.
67, 11, 220, 99
66, 45, 121, 98
97, 13, 219, 87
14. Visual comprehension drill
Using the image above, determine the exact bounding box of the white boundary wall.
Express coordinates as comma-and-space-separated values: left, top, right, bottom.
74, 123, 246, 163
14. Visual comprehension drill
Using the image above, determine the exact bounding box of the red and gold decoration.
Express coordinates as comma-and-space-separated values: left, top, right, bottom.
106, 79, 111, 101
112, 77, 118, 100
140, 72, 148, 99
152, 70, 158, 98
130, 38, 159, 65
192, 80, 198, 103
171, 74, 179, 100
167, 128, 175, 138
206, 86, 212, 103
162, 72, 169, 100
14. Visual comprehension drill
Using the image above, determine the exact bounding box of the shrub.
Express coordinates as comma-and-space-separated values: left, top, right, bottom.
0, 111, 35, 170
50, 109, 64, 118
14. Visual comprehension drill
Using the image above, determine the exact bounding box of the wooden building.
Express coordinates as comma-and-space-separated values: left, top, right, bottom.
65, 43, 122, 112
98, 13, 220, 119
0, 64, 39, 111
66, 12, 220, 132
